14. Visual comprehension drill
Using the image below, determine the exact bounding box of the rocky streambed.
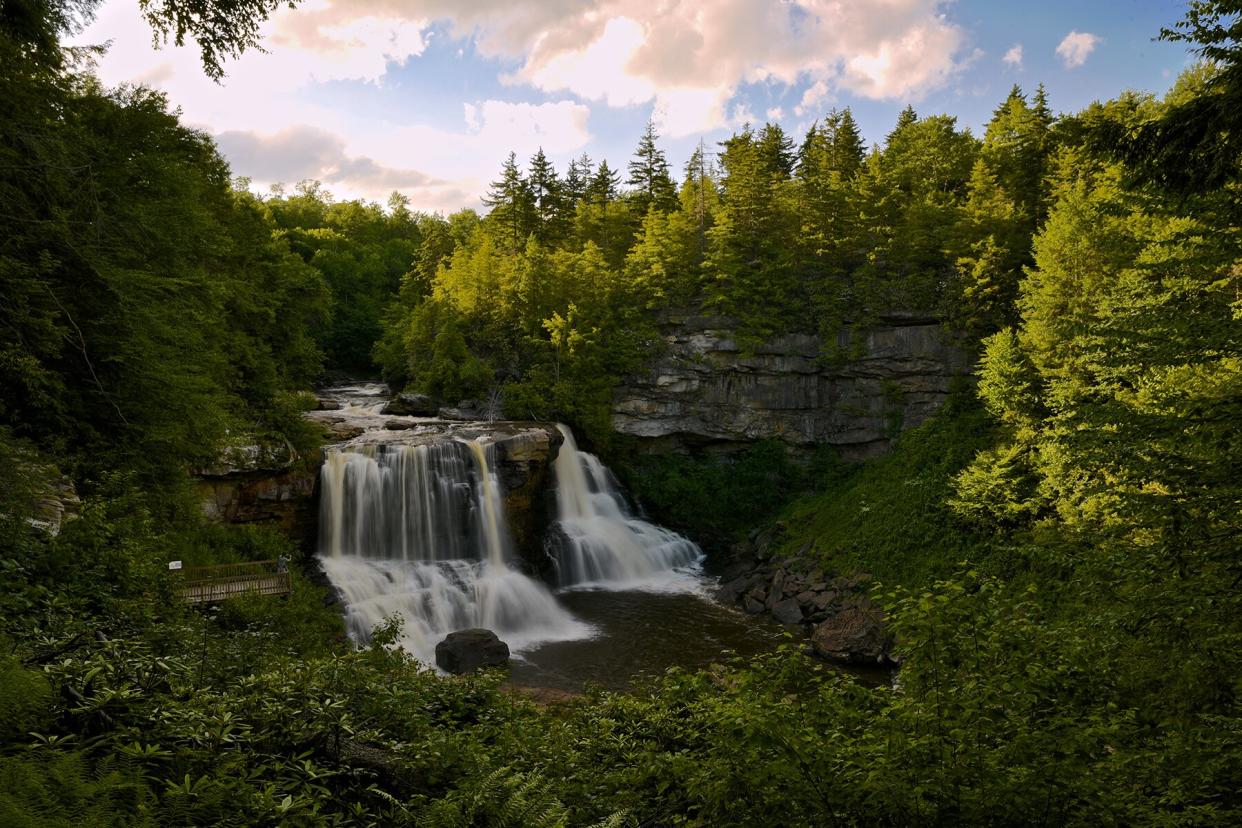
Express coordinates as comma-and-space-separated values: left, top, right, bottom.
714, 522, 895, 667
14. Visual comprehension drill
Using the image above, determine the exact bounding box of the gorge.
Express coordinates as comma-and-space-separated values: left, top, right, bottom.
193, 307, 973, 685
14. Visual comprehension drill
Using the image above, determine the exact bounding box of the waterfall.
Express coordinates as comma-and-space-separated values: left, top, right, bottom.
318, 439, 587, 664
551, 424, 703, 588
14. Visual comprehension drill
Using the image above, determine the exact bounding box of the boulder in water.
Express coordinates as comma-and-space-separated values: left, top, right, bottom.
382, 393, 439, 417
435, 629, 510, 674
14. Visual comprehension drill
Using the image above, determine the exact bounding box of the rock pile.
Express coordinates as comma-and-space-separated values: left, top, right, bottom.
715, 523, 895, 666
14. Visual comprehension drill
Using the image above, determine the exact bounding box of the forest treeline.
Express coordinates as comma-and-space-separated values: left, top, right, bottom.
2, 0, 1240, 824
375, 90, 1058, 444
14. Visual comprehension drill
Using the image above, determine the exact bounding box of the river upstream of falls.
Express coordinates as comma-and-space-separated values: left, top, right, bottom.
311, 384, 782, 690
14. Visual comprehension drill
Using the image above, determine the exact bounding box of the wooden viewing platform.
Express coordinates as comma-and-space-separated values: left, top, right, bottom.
178, 560, 292, 605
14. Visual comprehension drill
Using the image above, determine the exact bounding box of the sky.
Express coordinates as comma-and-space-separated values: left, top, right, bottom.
73, 0, 1197, 213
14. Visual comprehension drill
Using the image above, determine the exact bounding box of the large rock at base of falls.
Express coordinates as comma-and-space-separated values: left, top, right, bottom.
810, 605, 892, 665
611, 313, 970, 459
382, 393, 439, 417
435, 629, 510, 674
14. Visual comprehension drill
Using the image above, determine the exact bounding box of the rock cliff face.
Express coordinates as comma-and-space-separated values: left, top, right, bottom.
612, 314, 970, 459
195, 461, 319, 550
489, 426, 563, 574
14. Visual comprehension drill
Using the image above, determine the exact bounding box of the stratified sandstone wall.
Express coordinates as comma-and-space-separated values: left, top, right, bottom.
612, 313, 970, 459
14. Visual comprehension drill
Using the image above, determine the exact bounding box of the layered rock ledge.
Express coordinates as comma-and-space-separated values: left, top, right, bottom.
613, 314, 970, 459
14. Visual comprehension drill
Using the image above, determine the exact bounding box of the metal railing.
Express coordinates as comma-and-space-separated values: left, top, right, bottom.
176, 559, 293, 605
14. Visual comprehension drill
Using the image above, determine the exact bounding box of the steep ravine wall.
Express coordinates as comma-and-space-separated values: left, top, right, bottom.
612, 313, 971, 459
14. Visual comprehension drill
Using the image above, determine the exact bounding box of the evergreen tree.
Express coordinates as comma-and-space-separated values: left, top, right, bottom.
795, 119, 827, 180
528, 147, 566, 244
951, 159, 1026, 334
577, 160, 631, 265
706, 127, 801, 340
982, 85, 1054, 231
626, 121, 678, 216
888, 105, 918, 143
680, 141, 719, 257
588, 159, 621, 205
563, 154, 593, 207
830, 108, 866, 179
483, 151, 534, 252
756, 122, 796, 180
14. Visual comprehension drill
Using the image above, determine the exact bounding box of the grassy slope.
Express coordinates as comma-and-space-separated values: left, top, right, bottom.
773, 392, 995, 587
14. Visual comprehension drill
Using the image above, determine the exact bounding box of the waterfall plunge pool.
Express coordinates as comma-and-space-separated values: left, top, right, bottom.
508, 584, 787, 692
312, 384, 791, 691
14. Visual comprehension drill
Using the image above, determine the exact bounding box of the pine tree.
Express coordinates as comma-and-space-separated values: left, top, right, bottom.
982, 85, 1053, 231
588, 159, 621, 205
830, 108, 866, 179
951, 159, 1025, 334
681, 140, 718, 255
756, 122, 796, 180
795, 119, 826, 181
888, 105, 918, 144
578, 160, 628, 263
626, 121, 678, 216
564, 154, 593, 207
527, 147, 565, 244
482, 151, 534, 252
706, 127, 801, 340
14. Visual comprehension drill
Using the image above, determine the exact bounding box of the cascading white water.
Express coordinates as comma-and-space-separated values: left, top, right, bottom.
552, 424, 703, 588
318, 439, 588, 664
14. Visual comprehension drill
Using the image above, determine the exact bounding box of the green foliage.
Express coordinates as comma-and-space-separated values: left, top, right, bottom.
618, 441, 811, 549
266, 187, 419, 375
4, 3, 1242, 826
0, 750, 156, 827
139, 0, 303, 80
1093, 3, 1242, 194
0, 655, 52, 741
0, 31, 331, 488
777, 393, 994, 586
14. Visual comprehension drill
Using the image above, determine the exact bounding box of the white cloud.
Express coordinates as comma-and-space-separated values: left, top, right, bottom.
795, 78, 833, 117
71, 1, 593, 209
766, 106, 784, 120
1056, 31, 1099, 69
272, 0, 970, 135
1003, 43, 1023, 68
71, 0, 973, 206
462, 100, 593, 155
214, 126, 442, 190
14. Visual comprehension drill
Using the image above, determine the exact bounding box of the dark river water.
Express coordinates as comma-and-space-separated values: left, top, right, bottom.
507, 585, 789, 692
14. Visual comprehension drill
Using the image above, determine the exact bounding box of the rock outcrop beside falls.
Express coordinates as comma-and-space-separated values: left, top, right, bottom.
194, 441, 319, 547
613, 313, 969, 459
715, 523, 895, 666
